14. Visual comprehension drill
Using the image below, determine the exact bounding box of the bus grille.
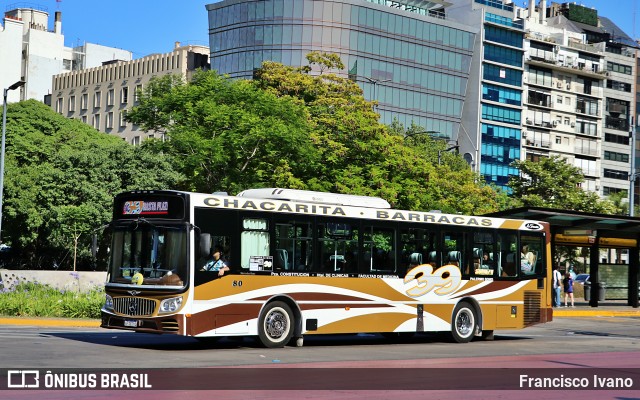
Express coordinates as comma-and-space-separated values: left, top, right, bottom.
161, 319, 180, 332
524, 291, 541, 326
114, 297, 156, 316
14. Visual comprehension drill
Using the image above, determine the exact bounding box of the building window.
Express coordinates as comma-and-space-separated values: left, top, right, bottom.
555, 136, 561, 144
574, 158, 597, 176
603, 169, 629, 180
81, 115, 87, 124
606, 61, 632, 75
68, 96, 76, 112
121, 87, 129, 104
106, 89, 114, 106
603, 187, 627, 196
604, 133, 629, 145
94, 92, 101, 108
482, 104, 521, 125
604, 151, 629, 163
528, 67, 552, 87
56, 98, 63, 114
119, 111, 127, 127
93, 114, 101, 129
556, 95, 562, 104
132, 136, 141, 146
106, 112, 114, 129
80, 94, 88, 110
134, 84, 143, 102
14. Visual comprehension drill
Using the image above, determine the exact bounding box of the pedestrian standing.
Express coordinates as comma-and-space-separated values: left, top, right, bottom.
553, 266, 563, 307
563, 272, 574, 307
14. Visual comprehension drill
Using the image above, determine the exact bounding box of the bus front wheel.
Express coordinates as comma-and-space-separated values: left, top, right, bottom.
258, 301, 294, 348
451, 302, 476, 343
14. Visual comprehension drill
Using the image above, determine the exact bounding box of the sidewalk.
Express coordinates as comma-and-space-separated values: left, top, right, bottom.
552, 300, 640, 317
0, 316, 100, 328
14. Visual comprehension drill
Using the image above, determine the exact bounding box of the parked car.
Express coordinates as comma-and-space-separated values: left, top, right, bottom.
574, 273, 590, 285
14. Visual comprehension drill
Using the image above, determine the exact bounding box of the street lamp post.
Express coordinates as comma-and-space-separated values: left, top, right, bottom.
629, 115, 637, 217
364, 77, 391, 107
1, 80, 25, 243
404, 130, 459, 165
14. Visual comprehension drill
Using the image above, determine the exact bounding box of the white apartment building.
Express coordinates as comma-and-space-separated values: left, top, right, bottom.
0, 6, 132, 105
51, 43, 210, 144
517, 1, 637, 197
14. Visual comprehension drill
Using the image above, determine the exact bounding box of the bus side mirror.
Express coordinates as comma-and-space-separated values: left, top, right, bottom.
199, 233, 211, 258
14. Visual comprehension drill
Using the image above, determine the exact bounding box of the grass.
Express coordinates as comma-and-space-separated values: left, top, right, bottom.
0, 275, 104, 319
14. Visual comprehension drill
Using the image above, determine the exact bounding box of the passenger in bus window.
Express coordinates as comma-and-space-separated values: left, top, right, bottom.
520, 245, 535, 274
482, 253, 495, 268
200, 248, 230, 276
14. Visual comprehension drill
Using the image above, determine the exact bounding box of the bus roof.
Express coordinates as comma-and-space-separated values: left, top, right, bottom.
237, 188, 391, 209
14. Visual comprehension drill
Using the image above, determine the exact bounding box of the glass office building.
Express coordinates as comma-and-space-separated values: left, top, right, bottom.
449, 0, 524, 190
206, 0, 477, 137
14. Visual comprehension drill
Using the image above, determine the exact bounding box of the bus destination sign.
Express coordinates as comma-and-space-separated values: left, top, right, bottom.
123, 200, 170, 216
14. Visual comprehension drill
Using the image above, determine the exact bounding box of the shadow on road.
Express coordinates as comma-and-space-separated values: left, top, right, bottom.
42, 330, 530, 351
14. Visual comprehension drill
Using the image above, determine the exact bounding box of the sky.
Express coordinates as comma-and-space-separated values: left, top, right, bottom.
8, 0, 640, 60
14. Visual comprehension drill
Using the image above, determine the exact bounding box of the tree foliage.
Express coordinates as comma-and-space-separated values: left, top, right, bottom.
508, 155, 615, 213
256, 54, 512, 214
126, 71, 317, 194
127, 52, 512, 215
3, 100, 181, 269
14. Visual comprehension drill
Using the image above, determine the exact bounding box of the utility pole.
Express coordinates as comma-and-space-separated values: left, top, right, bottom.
1, 80, 26, 243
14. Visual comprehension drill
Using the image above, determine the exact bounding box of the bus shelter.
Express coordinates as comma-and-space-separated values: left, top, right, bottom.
486, 207, 639, 308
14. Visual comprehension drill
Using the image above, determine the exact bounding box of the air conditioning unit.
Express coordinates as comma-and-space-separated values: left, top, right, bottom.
522, 131, 527, 138
526, 119, 533, 125
571, 122, 576, 127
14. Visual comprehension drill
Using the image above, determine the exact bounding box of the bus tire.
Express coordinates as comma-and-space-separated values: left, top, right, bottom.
258, 301, 294, 348
451, 302, 476, 343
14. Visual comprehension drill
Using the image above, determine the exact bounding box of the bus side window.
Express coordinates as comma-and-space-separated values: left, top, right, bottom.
498, 233, 518, 277
241, 218, 269, 270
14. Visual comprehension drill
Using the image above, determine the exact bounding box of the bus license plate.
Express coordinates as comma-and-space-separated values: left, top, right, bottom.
124, 319, 138, 328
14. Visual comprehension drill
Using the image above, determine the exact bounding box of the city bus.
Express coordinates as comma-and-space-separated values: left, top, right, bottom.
100, 188, 553, 347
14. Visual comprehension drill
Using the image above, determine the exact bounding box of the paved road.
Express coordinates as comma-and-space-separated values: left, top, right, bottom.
0, 315, 638, 399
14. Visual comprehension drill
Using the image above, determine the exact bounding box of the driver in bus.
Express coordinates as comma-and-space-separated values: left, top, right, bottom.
200, 248, 230, 277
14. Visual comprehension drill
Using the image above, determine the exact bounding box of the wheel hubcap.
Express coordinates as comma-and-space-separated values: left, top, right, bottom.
265, 309, 288, 340
456, 310, 473, 337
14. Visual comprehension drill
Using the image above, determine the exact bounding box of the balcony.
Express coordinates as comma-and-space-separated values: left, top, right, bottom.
575, 106, 599, 117
605, 116, 629, 131
525, 139, 551, 148
567, 41, 603, 55
526, 97, 551, 108
574, 146, 598, 156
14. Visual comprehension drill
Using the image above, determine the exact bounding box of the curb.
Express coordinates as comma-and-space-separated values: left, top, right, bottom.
553, 309, 640, 317
0, 317, 100, 328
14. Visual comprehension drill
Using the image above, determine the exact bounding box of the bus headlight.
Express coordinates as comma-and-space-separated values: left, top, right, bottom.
159, 296, 183, 314
104, 294, 114, 311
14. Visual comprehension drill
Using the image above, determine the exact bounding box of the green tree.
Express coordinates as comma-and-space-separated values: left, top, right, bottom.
126, 71, 318, 194
257, 54, 511, 213
508, 155, 615, 213
3, 100, 181, 269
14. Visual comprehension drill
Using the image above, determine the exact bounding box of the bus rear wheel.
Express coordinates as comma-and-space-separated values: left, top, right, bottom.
451, 302, 476, 343
258, 301, 294, 348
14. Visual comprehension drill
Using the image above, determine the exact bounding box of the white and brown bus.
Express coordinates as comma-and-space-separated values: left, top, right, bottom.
101, 188, 553, 347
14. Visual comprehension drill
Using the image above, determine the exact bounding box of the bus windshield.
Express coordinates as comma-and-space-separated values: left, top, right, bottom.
107, 223, 188, 287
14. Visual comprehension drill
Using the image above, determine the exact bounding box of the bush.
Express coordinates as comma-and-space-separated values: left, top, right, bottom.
0, 278, 103, 319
